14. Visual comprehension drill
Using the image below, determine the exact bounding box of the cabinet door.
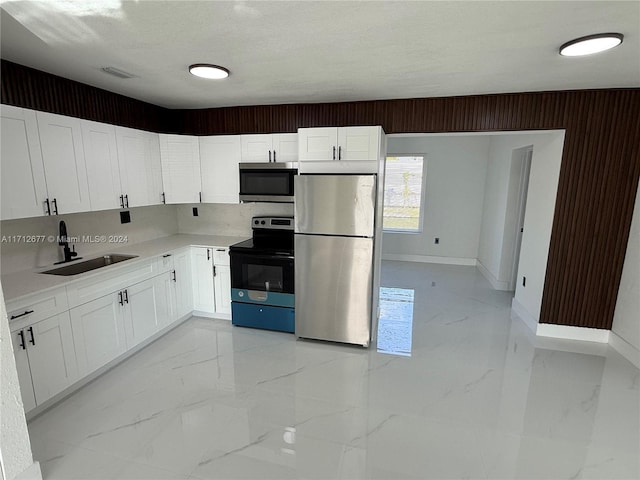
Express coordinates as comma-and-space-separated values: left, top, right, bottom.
159, 134, 201, 204
298, 127, 338, 162
82, 120, 122, 211
157, 272, 177, 328
191, 247, 215, 313
26, 312, 79, 405
272, 133, 298, 162
123, 278, 160, 348
337, 126, 380, 161
146, 132, 165, 206
241, 134, 273, 162
174, 248, 194, 318
200, 135, 241, 204
214, 264, 232, 316
36, 111, 91, 214
1, 106, 49, 220
116, 127, 163, 207
11, 328, 37, 413
70, 293, 127, 376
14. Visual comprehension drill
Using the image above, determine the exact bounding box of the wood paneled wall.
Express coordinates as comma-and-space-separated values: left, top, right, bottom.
0, 60, 173, 132
2, 60, 639, 330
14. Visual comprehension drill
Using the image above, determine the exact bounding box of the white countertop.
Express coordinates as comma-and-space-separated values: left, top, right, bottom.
1, 234, 248, 303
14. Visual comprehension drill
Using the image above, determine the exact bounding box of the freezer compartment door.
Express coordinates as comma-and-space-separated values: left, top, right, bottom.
294, 175, 376, 237
295, 234, 373, 346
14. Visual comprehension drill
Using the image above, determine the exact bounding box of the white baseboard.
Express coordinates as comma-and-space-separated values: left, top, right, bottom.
477, 261, 511, 291
609, 331, 640, 368
511, 297, 538, 334
193, 311, 231, 321
382, 253, 477, 266
15, 461, 42, 480
536, 323, 610, 343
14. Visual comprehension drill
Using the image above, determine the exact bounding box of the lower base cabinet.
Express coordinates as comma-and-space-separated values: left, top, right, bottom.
11, 312, 79, 409
214, 264, 231, 315
124, 277, 164, 349
70, 293, 128, 377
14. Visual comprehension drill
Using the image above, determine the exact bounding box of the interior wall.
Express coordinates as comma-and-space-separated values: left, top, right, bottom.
0, 284, 38, 480
0, 205, 178, 275
382, 135, 490, 262
177, 203, 294, 237
477, 142, 532, 289
612, 186, 640, 352
510, 132, 566, 325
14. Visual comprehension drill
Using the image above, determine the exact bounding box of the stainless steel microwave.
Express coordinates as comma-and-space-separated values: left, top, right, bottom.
239, 162, 298, 203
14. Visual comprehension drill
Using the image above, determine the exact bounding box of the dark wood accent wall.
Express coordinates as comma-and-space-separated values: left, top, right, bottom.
182, 90, 640, 331
1, 60, 639, 331
0, 60, 173, 132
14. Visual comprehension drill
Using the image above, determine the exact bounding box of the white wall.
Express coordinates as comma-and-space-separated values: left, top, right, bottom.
0, 284, 40, 480
0, 205, 178, 274
382, 135, 490, 263
611, 185, 640, 359
507, 132, 566, 326
177, 203, 294, 237
477, 142, 532, 290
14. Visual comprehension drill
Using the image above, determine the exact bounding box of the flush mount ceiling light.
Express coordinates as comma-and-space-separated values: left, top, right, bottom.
188, 64, 230, 79
559, 33, 623, 56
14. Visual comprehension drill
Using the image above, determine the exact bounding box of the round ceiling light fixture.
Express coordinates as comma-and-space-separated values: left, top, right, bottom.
559, 33, 623, 56
188, 64, 230, 79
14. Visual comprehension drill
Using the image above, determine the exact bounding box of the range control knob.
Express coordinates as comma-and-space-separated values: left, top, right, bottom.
261, 220, 266, 225
254, 220, 259, 225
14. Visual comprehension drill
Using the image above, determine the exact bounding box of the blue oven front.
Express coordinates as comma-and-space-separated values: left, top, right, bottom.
229, 250, 295, 333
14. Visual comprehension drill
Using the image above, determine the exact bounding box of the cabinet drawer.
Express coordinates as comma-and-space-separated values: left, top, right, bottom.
212, 247, 229, 266
66, 259, 155, 308
156, 252, 175, 274
7, 287, 69, 329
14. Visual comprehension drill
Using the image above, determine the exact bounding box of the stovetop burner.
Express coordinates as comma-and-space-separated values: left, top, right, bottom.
229, 216, 294, 256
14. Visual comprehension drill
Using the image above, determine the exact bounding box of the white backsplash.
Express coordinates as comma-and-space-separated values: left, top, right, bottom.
176, 203, 294, 237
0, 205, 178, 274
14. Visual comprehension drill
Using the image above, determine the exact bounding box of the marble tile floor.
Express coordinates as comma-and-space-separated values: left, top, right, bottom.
27, 261, 640, 479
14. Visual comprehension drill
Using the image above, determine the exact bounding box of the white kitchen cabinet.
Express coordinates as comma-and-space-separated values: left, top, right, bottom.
82, 120, 123, 211
159, 134, 201, 204
123, 277, 163, 348
191, 247, 215, 314
11, 330, 36, 412
212, 248, 231, 316
36, 111, 91, 214
298, 126, 382, 173
241, 133, 298, 163
70, 292, 128, 377
11, 312, 79, 408
173, 248, 194, 319
116, 126, 164, 207
0, 105, 49, 220
200, 135, 241, 203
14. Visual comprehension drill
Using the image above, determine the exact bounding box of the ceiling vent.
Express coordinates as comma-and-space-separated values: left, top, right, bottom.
100, 67, 135, 79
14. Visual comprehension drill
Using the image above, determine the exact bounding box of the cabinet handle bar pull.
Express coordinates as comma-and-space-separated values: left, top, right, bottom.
10, 310, 34, 320
28, 326, 35, 345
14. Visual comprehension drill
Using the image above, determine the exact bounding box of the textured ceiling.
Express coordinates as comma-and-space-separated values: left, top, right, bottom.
1, 0, 639, 109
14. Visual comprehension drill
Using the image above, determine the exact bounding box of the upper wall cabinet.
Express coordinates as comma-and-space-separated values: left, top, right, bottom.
116, 126, 164, 207
200, 135, 241, 204
37, 111, 91, 214
82, 120, 123, 211
159, 134, 201, 204
297, 126, 383, 173
241, 133, 297, 163
0, 105, 48, 220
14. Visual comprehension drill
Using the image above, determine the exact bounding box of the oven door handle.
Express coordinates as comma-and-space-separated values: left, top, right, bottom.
230, 253, 294, 262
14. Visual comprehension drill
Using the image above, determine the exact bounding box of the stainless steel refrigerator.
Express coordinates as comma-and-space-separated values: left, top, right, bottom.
294, 174, 376, 346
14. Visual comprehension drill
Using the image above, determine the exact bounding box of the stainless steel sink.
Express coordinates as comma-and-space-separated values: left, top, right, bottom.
41, 254, 138, 276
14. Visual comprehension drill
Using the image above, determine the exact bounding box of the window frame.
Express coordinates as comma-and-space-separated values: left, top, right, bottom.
382, 154, 427, 234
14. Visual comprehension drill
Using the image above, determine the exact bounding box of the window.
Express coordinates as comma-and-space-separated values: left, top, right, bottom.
383, 155, 425, 232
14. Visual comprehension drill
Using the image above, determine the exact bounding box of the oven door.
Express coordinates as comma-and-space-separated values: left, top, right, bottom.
230, 251, 294, 307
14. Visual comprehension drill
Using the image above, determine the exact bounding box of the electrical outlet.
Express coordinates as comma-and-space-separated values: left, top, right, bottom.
192, 207, 199, 216
522, 276, 526, 287
435, 237, 440, 245
120, 211, 131, 224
